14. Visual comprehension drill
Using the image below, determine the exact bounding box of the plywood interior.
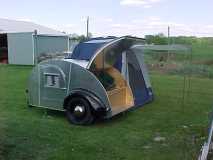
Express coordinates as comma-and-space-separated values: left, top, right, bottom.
105, 68, 134, 113
92, 53, 103, 69
90, 52, 134, 115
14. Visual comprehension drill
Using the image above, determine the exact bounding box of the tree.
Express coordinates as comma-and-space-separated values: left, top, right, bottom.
145, 33, 168, 45
69, 33, 93, 42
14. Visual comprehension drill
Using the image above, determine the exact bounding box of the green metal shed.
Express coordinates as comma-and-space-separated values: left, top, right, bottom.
4, 32, 69, 65
0, 18, 70, 65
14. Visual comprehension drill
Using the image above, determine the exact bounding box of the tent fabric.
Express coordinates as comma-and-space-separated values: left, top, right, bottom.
113, 54, 122, 72
126, 51, 149, 106
70, 38, 115, 60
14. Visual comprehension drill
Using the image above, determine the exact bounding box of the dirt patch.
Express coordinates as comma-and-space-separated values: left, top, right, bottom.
148, 62, 181, 74
193, 60, 213, 66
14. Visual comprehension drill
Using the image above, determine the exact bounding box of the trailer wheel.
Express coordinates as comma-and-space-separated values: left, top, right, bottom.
27, 100, 33, 108
66, 97, 94, 125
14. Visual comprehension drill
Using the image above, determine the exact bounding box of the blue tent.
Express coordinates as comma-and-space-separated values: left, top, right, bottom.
70, 37, 115, 60
69, 37, 153, 107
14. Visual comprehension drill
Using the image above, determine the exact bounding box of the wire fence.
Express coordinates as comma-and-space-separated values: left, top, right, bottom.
32, 34, 213, 158
143, 44, 213, 159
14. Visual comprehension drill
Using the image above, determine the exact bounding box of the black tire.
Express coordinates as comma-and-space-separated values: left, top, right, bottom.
27, 100, 33, 108
66, 97, 94, 125
28, 105, 34, 108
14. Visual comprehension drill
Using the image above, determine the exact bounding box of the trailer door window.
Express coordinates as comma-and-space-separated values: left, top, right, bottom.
45, 73, 60, 88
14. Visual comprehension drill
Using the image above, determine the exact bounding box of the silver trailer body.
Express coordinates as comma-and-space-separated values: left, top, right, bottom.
28, 59, 110, 111
27, 36, 154, 124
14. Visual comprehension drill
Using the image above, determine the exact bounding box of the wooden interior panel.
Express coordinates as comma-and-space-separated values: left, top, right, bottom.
90, 54, 134, 115
92, 53, 103, 69
108, 87, 133, 107
106, 68, 134, 114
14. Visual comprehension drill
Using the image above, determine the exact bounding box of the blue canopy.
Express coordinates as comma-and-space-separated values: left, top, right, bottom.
70, 38, 115, 60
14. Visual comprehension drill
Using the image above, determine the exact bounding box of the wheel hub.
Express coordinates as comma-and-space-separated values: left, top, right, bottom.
74, 105, 85, 117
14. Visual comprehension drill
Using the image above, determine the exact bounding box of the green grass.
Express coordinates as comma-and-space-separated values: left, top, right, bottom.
192, 43, 213, 61
0, 65, 213, 160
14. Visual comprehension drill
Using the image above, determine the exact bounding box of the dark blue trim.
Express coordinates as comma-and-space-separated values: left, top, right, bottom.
113, 54, 122, 72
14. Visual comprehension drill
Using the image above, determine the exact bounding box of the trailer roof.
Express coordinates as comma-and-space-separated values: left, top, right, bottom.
69, 36, 145, 61
70, 37, 116, 60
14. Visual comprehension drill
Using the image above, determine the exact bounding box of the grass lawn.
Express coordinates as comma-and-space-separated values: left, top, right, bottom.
192, 43, 213, 61
0, 65, 213, 160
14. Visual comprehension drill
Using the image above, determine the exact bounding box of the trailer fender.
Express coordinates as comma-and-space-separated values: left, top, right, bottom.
63, 89, 108, 117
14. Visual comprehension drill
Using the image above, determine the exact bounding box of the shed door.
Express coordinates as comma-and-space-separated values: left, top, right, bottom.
7, 32, 34, 65
127, 50, 149, 106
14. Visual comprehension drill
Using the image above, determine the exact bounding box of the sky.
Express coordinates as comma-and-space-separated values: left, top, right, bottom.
0, 0, 213, 37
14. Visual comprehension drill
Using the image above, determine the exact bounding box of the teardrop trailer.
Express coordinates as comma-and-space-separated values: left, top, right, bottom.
27, 36, 154, 125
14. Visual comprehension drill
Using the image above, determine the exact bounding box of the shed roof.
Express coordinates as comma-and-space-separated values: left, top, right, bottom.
0, 18, 66, 36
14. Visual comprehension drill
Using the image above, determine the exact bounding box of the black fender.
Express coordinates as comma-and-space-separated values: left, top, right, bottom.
63, 89, 108, 117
